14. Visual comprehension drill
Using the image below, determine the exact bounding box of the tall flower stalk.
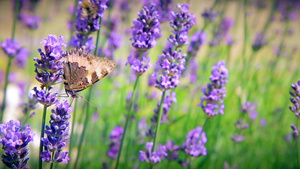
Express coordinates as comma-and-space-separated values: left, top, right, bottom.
116, 3, 160, 168
33, 34, 66, 169
0, 0, 20, 123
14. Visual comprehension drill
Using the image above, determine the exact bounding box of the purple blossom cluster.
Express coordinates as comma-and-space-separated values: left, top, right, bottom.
168, 4, 196, 48
33, 87, 58, 107
151, 91, 177, 124
14, 0, 41, 30
34, 35, 66, 88
201, 8, 218, 21
40, 100, 73, 164
289, 79, 300, 117
240, 102, 258, 120
187, 30, 207, 58
131, 3, 160, 51
164, 141, 180, 161
182, 126, 207, 157
209, 17, 234, 46
107, 126, 124, 159
19, 14, 41, 30
252, 32, 266, 51
154, 0, 173, 22
153, 48, 186, 90
22, 93, 38, 117
1, 38, 30, 68
139, 142, 167, 163
0, 120, 35, 169
199, 60, 229, 116
70, 0, 108, 52
126, 51, 151, 75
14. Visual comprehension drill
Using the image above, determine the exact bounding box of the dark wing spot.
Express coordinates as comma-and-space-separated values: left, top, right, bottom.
91, 72, 99, 83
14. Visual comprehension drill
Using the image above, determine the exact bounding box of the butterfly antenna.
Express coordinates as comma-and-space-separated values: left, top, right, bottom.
78, 95, 99, 110
69, 97, 75, 107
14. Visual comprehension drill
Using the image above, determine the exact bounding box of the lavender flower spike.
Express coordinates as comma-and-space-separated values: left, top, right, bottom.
199, 60, 229, 116
289, 79, 300, 117
131, 3, 160, 52
139, 142, 167, 163
182, 126, 207, 157
107, 126, 124, 159
1, 38, 21, 57
0, 120, 35, 169
40, 100, 73, 164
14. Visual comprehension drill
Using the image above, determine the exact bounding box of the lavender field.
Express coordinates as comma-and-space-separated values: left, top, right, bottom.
0, 0, 299, 168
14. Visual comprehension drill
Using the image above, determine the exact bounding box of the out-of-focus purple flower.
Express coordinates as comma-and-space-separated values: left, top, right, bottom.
252, 32, 266, 51
20, 14, 41, 29
182, 126, 207, 157
107, 126, 124, 159
125, 91, 139, 113
164, 141, 180, 161
199, 60, 229, 116
1, 38, 21, 57
154, 48, 186, 90
188, 59, 198, 83
168, 4, 196, 48
202, 8, 218, 21
139, 142, 167, 163
291, 124, 299, 135
187, 30, 206, 58
151, 91, 177, 124
126, 51, 151, 75
34, 35, 66, 87
241, 102, 258, 120
137, 118, 148, 140
223, 161, 237, 169
131, 4, 160, 51
235, 120, 249, 130
33, 87, 58, 107
22, 93, 38, 116
155, 0, 173, 22
289, 80, 300, 117
40, 100, 72, 164
260, 118, 267, 127
14, 48, 30, 68
231, 134, 244, 143
0, 120, 35, 169
209, 17, 234, 46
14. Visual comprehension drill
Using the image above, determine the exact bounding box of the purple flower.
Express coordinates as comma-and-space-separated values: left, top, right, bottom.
126, 51, 151, 75
1, 38, 21, 57
199, 60, 229, 116
209, 17, 234, 46
289, 80, 300, 116
40, 100, 73, 164
164, 141, 180, 160
22, 93, 38, 116
155, 0, 173, 22
235, 120, 249, 130
154, 48, 186, 90
202, 8, 218, 21
107, 126, 124, 159
231, 134, 244, 143
151, 91, 177, 124
0, 120, 35, 169
252, 32, 266, 51
34, 35, 66, 87
139, 142, 167, 163
241, 102, 258, 120
291, 124, 299, 135
182, 126, 207, 157
131, 4, 160, 51
20, 14, 41, 30
188, 30, 206, 58
33, 87, 58, 107
169, 4, 196, 48
260, 118, 267, 127
14, 48, 30, 68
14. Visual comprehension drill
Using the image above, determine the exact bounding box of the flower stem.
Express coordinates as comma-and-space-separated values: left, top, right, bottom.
74, 86, 93, 169
152, 90, 167, 151
39, 106, 48, 169
68, 0, 79, 50
67, 98, 78, 169
94, 18, 102, 56
0, 0, 20, 123
115, 75, 140, 169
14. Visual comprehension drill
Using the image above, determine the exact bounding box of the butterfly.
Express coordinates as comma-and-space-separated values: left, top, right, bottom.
61, 47, 116, 98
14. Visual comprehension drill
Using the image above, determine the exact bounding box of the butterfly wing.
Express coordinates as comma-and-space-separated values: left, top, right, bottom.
62, 48, 116, 94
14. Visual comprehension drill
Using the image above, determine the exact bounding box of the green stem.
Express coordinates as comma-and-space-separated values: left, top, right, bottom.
152, 90, 167, 151
0, 57, 13, 123
74, 86, 93, 169
12, 0, 20, 40
67, 98, 78, 169
39, 106, 48, 169
68, 0, 79, 50
94, 18, 103, 56
50, 152, 55, 169
115, 75, 140, 169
